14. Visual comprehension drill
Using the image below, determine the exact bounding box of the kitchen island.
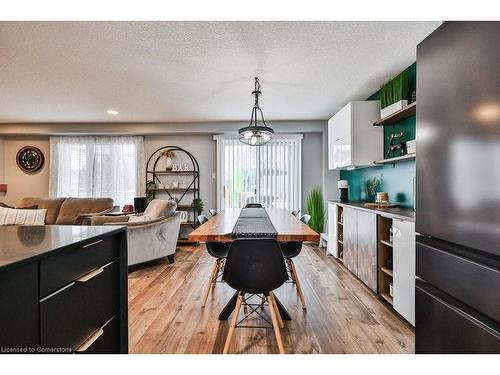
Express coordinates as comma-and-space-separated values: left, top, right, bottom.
0, 225, 128, 353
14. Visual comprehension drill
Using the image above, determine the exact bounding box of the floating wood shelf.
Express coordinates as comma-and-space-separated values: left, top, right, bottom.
381, 267, 393, 277
373, 101, 416, 126
380, 293, 393, 305
380, 239, 393, 248
374, 153, 415, 165
180, 221, 196, 226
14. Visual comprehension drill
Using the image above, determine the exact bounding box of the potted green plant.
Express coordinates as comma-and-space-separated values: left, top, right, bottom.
306, 187, 325, 236
146, 180, 156, 204
379, 71, 409, 118
193, 198, 204, 216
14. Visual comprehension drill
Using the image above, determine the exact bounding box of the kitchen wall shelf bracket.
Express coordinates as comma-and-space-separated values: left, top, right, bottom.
373, 153, 415, 166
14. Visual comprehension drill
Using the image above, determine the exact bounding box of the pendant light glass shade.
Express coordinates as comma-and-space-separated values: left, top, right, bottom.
239, 77, 274, 146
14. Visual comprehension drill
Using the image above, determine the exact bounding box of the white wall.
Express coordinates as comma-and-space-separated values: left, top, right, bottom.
302, 132, 323, 211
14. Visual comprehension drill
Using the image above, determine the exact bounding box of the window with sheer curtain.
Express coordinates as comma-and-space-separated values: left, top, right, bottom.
49, 136, 145, 208
214, 135, 302, 211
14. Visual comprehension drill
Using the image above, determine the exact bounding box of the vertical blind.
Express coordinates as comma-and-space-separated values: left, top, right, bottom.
215, 135, 302, 211
49, 136, 145, 207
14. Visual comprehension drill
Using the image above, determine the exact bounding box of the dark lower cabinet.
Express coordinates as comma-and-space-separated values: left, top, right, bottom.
0, 227, 128, 354
416, 281, 500, 353
0, 263, 39, 350
40, 260, 120, 350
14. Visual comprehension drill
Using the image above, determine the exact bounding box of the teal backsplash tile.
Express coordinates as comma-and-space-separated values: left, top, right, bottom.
339, 160, 415, 208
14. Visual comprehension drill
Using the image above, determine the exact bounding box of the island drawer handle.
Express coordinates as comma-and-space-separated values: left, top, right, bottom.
81, 239, 103, 248
76, 267, 104, 283
76, 329, 104, 352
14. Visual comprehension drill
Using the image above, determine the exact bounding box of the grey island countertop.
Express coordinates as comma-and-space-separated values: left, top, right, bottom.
0, 225, 126, 271
329, 201, 415, 222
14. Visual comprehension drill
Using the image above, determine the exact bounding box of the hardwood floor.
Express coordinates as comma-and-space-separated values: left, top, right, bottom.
128, 244, 414, 354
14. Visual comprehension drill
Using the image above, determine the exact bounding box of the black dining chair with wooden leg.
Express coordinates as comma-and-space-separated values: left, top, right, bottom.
222, 238, 288, 354
280, 214, 311, 309
198, 215, 230, 308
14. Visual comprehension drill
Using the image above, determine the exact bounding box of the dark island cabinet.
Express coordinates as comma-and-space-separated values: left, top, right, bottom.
0, 225, 128, 354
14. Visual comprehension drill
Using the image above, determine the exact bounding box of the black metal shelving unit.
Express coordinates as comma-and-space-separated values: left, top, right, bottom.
146, 146, 200, 243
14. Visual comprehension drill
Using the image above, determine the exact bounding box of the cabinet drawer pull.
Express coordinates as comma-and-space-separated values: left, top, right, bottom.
76, 267, 104, 283
81, 239, 103, 249
76, 329, 104, 352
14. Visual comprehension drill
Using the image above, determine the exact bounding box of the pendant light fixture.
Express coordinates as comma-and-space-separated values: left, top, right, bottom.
239, 77, 274, 146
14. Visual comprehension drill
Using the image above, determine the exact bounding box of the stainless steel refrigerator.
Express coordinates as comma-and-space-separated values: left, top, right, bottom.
416, 21, 500, 353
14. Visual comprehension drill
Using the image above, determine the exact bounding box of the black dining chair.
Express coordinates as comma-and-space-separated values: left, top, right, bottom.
222, 238, 288, 354
291, 209, 300, 217
209, 209, 218, 216
198, 214, 230, 307
279, 214, 311, 309
245, 203, 263, 208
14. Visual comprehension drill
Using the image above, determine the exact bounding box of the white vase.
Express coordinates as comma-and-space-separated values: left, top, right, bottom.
380, 100, 408, 118
165, 157, 173, 171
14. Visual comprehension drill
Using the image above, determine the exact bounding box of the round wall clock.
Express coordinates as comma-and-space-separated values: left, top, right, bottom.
16, 146, 45, 174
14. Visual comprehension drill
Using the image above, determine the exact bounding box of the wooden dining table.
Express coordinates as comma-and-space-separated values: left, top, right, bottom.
188, 208, 320, 243
188, 208, 320, 321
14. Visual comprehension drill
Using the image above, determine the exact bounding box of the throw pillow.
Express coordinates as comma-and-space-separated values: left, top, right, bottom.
0, 203, 38, 209
128, 215, 152, 223
0, 206, 47, 225
143, 199, 177, 219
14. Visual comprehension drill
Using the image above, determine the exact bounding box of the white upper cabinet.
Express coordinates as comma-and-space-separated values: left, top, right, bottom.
328, 101, 382, 170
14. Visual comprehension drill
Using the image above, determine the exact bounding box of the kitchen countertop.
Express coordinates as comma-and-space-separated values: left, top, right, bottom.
329, 201, 415, 222
0, 225, 126, 271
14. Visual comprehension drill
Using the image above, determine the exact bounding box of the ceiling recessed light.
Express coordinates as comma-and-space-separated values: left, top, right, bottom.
106, 109, 119, 115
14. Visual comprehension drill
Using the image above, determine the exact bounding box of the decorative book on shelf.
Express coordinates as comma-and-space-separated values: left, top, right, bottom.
146, 146, 200, 242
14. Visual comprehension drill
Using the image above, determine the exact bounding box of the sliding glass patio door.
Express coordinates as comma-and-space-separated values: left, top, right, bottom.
215, 135, 302, 211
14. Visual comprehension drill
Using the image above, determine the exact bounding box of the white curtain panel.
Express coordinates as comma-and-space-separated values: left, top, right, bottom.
214, 134, 302, 211
50, 136, 145, 207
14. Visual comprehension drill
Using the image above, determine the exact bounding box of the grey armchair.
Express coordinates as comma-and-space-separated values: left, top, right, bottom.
91, 199, 181, 266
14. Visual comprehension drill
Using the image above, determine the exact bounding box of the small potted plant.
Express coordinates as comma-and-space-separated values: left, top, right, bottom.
193, 198, 204, 216
146, 180, 156, 203
365, 177, 383, 202
379, 71, 409, 118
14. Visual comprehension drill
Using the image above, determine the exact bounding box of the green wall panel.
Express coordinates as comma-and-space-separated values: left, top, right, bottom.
339, 63, 416, 209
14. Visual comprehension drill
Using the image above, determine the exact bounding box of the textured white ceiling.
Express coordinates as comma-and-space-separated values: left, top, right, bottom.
0, 21, 440, 123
